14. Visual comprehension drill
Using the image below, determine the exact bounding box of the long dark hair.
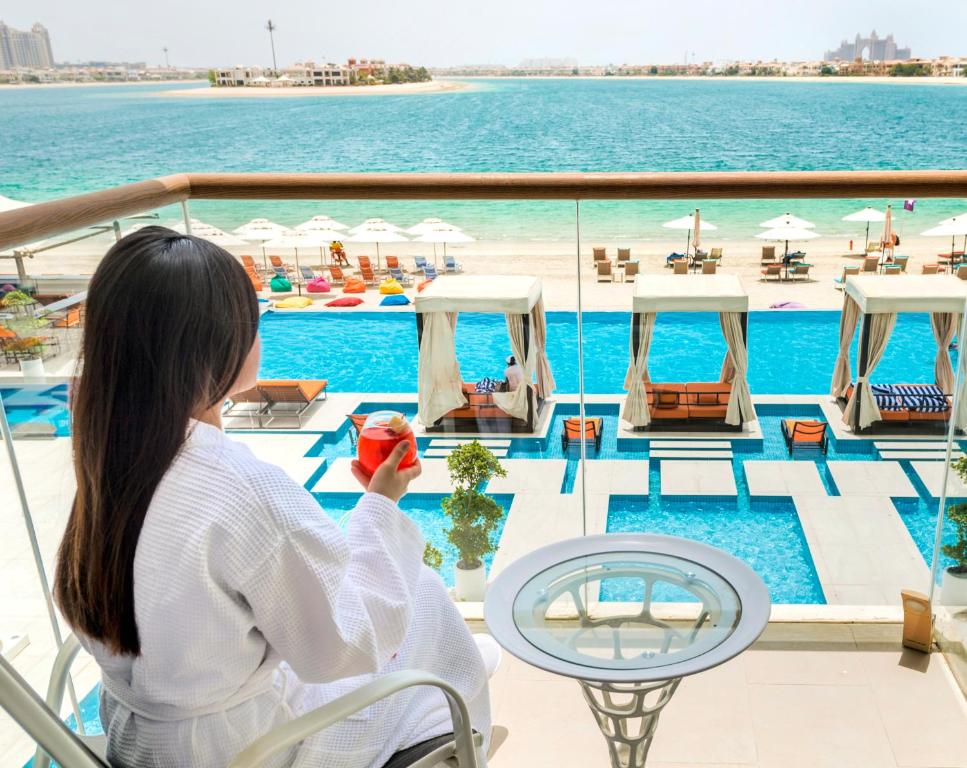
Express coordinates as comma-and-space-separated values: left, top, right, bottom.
55, 227, 259, 655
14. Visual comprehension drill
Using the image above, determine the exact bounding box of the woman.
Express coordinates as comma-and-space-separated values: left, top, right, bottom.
55, 228, 491, 768
503, 356, 524, 392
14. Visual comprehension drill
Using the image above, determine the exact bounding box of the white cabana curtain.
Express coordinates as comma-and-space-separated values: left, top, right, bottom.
830, 295, 861, 398
842, 313, 897, 429
530, 299, 556, 398
930, 312, 958, 393
719, 312, 754, 426
622, 313, 656, 427
417, 312, 467, 426
493, 313, 535, 420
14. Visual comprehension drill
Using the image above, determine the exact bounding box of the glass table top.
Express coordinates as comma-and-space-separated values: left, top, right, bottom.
486, 533, 771, 683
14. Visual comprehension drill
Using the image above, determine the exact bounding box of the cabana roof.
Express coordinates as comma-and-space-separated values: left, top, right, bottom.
632, 274, 748, 313
845, 275, 967, 314
414, 275, 542, 314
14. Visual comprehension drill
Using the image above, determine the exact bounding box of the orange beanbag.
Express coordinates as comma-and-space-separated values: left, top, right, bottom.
343, 278, 366, 294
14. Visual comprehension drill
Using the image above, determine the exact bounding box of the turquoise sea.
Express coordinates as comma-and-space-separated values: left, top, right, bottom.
2, 78, 967, 240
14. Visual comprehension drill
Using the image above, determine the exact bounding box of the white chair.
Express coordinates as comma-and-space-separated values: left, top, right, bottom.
3, 634, 480, 768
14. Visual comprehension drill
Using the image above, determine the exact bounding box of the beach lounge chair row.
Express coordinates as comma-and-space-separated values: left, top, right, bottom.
224, 379, 328, 427
597, 260, 639, 282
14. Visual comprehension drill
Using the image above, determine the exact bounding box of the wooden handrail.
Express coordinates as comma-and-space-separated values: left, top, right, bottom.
3, 169, 967, 251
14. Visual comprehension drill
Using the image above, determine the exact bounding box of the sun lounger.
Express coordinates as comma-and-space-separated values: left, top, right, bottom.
592, 247, 607, 263
781, 419, 828, 455
760, 263, 782, 281
385, 256, 400, 270
702, 260, 717, 274
414, 256, 428, 271
389, 266, 412, 285
560, 416, 603, 451
892, 254, 909, 272
709, 247, 723, 262
861, 254, 880, 274
789, 263, 811, 281
347, 413, 369, 444
359, 265, 378, 286
257, 379, 328, 427
424, 264, 439, 280
922, 264, 940, 275
328, 266, 347, 285
597, 261, 615, 282
623, 261, 639, 281
760, 246, 776, 265
617, 248, 631, 262
672, 259, 688, 275
833, 264, 860, 290
444, 255, 463, 273
299, 266, 317, 283
957, 264, 967, 280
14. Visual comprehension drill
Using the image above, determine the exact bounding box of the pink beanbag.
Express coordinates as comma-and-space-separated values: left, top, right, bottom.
325, 297, 364, 307
307, 277, 331, 293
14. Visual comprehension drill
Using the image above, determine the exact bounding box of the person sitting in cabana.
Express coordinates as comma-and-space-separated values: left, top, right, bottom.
504, 355, 524, 391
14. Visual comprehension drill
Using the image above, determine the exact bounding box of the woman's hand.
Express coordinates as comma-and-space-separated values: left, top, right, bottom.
351, 441, 421, 503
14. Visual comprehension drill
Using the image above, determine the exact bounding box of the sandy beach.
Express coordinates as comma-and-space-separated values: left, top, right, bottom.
162, 80, 473, 98
13, 232, 960, 312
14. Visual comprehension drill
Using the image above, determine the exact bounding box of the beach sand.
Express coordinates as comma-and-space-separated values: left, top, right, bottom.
161, 80, 473, 98
12, 232, 960, 312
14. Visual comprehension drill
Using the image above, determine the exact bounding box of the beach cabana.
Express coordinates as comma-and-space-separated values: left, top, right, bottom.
833, 275, 967, 433
414, 275, 555, 433
624, 274, 753, 431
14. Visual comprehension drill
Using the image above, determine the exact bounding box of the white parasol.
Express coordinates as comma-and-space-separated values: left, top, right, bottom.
842, 206, 885, 250
662, 209, 717, 257
346, 225, 410, 270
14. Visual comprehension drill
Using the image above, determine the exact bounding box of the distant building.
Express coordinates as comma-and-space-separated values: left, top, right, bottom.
0, 21, 54, 69
825, 31, 911, 62
517, 57, 579, 74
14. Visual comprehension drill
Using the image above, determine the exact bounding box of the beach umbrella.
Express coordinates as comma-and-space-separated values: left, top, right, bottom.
842, 206, 885, 250
169, 220, 249, 248
881, 205, 893, 253
296, 214, 349, 232
348, 218, 403, 235
940, 212, 967, 252
346, 225, 409, 270
233, 219, 292, 270
760, 213, 815, 230
921, 216, 967, 258
662, 209, 717, 257
262, 230, 332, 277
756, 226, 820, 259
0, 195, 30, 213
413, 224, 474, 266
406, 217, 457, 235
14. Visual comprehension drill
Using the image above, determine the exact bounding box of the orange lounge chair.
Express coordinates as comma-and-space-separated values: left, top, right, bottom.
359, 265, 378, 286
269, 255, 291, 272
781, 419, 828, 455
257, 380, 328, 427
347, 413, 369, 444
51, 307, 83, 329
385, 256, 400, 270
561, 416, 603, 451
241, 255, 259, 271
761, 263, 782, 281
329, 266, 347, 285
244, 267, 263, 292
358, 255, 373, 271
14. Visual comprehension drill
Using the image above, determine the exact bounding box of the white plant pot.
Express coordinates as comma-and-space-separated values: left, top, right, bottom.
454, 562, 486, 602
940, 568, 967, 607
19, 357, 46, 381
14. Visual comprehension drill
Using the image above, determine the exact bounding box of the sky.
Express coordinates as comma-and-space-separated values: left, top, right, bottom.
4, 0, 966, 69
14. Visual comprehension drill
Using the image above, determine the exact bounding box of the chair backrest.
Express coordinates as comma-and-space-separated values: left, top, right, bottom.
702, 260, 717, 274
445, 255, 456, 266
0, 650, 109, 768
791, 420, 827, 442
390, 267, 405, 280
922, 264, 939, 275
597, 261, 611, 275
766, 264, 781, 274
361, 266, 375, 280
300, 266, 315, 280
272, 266, 287, 277
564, 417, 599, 440
893, 254, 909, 271
270, 255, 284, 268
957, 264, 967, 280
617, 248, 630, 261
862, 255, 879, 272
795, 264, 810, 275
358, 255, 372, 269
710, 247, 722, 258
425, 265, 438, 279
624, 261, 639, 277
673, 259, 688, 274
241, 255, 256, 268
386, 256, 399, 269
330, 266, 344, 280
258, 383, 310, 404
348, 413, 369, 436
762, 245, 775, 259
592, 247, 606, 261
415, 256, 427, 268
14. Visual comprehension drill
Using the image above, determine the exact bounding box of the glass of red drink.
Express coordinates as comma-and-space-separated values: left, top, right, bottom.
357, 410, 418, 476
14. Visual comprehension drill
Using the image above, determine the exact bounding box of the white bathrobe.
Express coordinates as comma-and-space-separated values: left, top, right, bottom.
79, 421, 491, 768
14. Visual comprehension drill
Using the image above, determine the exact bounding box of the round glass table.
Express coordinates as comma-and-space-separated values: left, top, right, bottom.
484, 533, 771, 768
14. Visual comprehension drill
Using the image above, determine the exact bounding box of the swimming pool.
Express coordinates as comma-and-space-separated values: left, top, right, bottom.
258, 310, 952, 395
0, 384, 70, 436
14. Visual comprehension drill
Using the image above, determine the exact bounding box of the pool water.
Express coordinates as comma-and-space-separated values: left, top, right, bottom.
258, 310, 951, 395
312, 492, 513, 588
0, 384, 70, 436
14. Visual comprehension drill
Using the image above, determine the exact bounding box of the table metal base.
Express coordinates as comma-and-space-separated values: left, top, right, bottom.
578, 676, 681, 768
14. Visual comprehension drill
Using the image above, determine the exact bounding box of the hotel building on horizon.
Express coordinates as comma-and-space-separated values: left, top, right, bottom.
0, 21, 53, 69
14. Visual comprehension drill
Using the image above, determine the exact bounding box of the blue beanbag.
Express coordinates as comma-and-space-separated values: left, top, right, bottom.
380, 294, 411, 306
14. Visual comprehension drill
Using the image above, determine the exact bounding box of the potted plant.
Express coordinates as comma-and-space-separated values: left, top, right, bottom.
7, 336, 46, 378
940, 501, 967, 606
0, 289, 37, 317
442, 441, 507, 601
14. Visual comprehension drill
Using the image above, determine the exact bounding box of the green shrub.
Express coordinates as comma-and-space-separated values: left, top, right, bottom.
442, 441, 507, 570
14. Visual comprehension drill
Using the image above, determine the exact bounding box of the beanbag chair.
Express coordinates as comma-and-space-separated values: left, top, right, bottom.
380, 294, 411, 306
379, 278, 403, 295
417, 279, 433, 293
306, 277, 331, 293
325, 296, 364, 307
343, 278, 366, 294
273, 296, 313, 309
270, 275, 292, 292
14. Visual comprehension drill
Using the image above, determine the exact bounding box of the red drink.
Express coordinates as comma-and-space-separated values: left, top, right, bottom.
357, 411, 417, 476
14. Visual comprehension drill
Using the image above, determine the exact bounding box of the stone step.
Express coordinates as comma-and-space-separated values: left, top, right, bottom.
874, 441, 947, 450
424, 447, 510, 458
878, 451, 965, 461
651, 450, 733, 460
650, 440, 732, 450
428, 439, 512, 448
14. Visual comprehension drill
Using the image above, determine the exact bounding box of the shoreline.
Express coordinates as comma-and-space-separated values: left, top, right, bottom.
443, 74, 967, 87
0, 79, 205, 90
161, 80, 473, 98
